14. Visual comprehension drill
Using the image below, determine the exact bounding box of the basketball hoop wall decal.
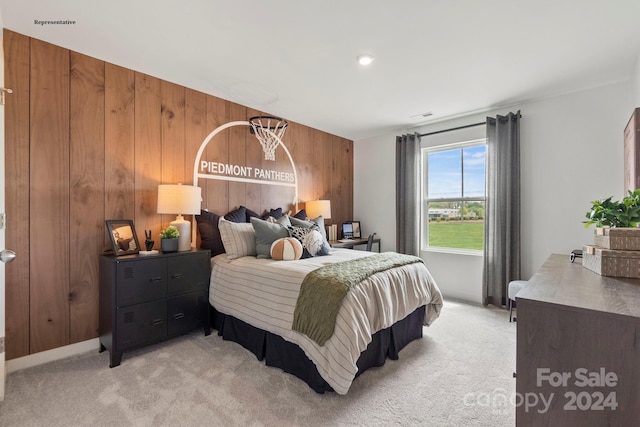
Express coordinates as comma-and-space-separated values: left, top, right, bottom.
192, 119, 299, 245
249, 115, 289, 161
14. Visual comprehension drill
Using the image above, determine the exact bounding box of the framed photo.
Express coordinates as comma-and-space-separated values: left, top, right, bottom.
351, 221, 361, 238
106, 220, 140, 256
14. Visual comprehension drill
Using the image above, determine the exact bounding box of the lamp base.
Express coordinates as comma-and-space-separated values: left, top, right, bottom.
171, 215, 192, 252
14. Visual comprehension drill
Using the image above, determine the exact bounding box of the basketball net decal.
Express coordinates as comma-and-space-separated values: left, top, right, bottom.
249, 116, 289, 161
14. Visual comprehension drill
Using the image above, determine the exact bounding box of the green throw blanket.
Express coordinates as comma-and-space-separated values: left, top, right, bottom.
292, 252, 424, 346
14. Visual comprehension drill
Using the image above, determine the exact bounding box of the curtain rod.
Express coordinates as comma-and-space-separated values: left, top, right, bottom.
419, 121, 486, 138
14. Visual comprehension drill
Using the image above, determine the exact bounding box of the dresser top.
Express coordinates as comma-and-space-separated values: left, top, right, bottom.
101, 248, 210, 261
517, 253, 640, 318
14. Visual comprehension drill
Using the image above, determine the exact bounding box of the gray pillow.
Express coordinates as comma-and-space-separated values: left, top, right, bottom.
250, 216, 290, 259
272, 215, 292, 228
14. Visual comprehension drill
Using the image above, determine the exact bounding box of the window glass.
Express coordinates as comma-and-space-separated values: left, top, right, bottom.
462, 145, 486, 198
427, 149, 461, 199
423, 140, 486, 252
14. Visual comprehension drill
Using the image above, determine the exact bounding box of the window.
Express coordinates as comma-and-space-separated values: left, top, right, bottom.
422, 139, 486, 252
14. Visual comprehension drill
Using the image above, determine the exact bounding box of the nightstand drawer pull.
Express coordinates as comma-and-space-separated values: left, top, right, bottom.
151, 318, 164, 326
149, 276, 163, 283
171, 273, 185, 279
173, 313, 185, 320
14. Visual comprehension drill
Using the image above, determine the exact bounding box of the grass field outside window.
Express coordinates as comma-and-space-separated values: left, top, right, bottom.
427, 220, 484, 251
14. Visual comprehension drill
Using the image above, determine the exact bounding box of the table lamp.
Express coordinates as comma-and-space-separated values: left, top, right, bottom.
157, 184, 202, 251
305, 199, 331, 220
306, 199, 335, 240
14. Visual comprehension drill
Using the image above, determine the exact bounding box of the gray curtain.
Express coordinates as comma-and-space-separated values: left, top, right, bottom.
395, 132, 421, 256
483, 111, 521, 307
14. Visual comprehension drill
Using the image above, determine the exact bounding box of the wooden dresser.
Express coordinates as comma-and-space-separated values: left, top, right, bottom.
516, 254, 640, 426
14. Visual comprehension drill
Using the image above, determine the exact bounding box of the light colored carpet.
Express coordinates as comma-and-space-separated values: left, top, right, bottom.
0, 300, 516, 426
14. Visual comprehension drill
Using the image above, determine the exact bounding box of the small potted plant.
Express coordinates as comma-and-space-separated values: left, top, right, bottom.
159, 225, 180, 253
584, 188, 640, 250
585, 189, 640, 229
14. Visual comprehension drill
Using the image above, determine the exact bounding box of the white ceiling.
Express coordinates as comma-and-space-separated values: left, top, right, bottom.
2, 1, 640, 140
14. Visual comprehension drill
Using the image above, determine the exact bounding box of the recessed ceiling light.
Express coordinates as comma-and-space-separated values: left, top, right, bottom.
357, 54, 374, 66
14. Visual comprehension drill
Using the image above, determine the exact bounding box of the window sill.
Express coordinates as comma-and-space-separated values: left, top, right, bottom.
421, 247, 484, 257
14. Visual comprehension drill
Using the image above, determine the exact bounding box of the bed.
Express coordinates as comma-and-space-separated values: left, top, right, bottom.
191, 118, 443, 393
207, 245, 443, 394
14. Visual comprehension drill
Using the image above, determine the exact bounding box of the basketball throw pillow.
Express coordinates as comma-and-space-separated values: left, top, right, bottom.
270, 237, 303, 261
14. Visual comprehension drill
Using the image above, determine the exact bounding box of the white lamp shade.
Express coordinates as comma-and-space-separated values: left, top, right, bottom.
306, 200, 331, 219
157, 184, 201, 252
157, 184, 201, 215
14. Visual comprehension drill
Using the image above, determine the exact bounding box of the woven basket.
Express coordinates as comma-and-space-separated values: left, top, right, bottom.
583, 245, 640, 278
593, 227, 640, 250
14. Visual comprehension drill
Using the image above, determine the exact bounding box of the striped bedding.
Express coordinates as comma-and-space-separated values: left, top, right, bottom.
209, 248, 443, 394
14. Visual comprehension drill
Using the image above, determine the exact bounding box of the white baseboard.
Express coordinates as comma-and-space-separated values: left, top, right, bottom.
6, 338, 100, 374
440, 290, 482, 305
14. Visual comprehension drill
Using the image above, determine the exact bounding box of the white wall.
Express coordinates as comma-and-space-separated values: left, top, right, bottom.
355, 80, 634, 304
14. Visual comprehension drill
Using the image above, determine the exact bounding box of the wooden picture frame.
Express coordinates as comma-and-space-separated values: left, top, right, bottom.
106, 219, 140, 256
624, 108, 640, 194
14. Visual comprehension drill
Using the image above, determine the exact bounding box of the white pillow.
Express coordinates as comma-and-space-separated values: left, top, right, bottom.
218, 217, 256, 259
303, 230, 330, 257
289, 226, 330, 257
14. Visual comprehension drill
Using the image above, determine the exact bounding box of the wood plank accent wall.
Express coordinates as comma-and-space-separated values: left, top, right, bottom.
69, 51, 105, 344
3, 30, 354, 360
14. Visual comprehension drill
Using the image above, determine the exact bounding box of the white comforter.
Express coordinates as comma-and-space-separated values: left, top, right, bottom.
209, 248, 443, 394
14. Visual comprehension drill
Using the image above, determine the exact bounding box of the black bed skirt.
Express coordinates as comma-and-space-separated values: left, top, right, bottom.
209, 305, 425, 393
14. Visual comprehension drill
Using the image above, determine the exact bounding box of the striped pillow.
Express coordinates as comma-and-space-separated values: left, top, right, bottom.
218, 217, 256, 259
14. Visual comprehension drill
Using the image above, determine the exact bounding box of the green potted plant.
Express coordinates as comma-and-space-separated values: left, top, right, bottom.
159, 225, 180, 253
585, 189, 640, 228
584, 189, 640, 250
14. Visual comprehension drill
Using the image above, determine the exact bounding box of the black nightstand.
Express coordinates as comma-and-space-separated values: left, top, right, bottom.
99, 249, 211, 367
